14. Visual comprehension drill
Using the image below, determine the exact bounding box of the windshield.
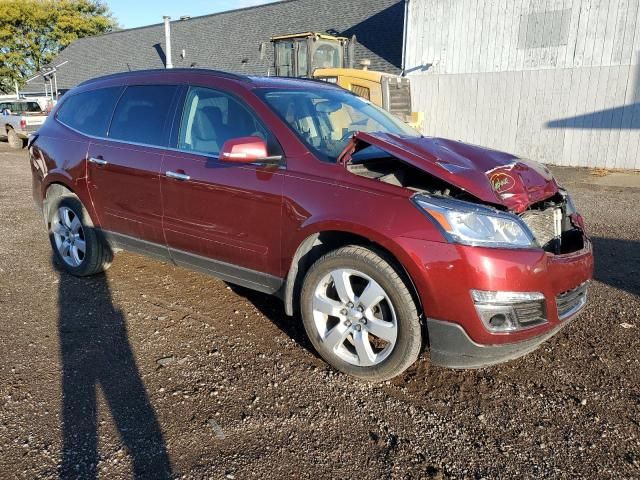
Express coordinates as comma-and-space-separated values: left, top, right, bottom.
256, 87, 421, 162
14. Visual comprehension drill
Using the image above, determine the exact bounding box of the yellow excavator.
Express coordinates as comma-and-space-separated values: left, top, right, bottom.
270, 32, 423, 130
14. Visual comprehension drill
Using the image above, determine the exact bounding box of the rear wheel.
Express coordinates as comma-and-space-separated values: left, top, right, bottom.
7, 128, 23, 149
301, 245, 421, 381
48, 195, 112, 276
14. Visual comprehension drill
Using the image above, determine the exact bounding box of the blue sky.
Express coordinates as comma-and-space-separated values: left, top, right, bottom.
106, 0, 278, 29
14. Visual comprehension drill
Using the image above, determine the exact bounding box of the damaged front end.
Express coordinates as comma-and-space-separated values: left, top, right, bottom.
339, 132, 587, 255
518, 190, 585, 254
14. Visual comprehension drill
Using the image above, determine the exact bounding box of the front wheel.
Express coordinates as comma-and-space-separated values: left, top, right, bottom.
300, 245, 422, 381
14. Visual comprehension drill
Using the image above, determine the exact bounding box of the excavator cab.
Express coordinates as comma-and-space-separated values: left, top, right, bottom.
271, 32, 348, 77
270, 32, 423, 130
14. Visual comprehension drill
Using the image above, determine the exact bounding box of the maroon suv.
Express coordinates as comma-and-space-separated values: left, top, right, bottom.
29, 69, 593, 380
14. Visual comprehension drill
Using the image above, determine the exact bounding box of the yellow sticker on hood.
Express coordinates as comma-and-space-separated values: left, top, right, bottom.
490, 172, 516, 194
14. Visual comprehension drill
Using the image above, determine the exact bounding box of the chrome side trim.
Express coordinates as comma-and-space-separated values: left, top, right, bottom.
165, 171, 190, 181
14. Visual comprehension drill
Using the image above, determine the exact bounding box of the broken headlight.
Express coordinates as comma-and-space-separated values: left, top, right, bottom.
413, 195, 535, 249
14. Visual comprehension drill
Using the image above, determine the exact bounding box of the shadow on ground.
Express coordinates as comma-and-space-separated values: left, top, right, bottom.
227, 283, 318, 358
55, 253, 172, 479
591, 237, 640, 297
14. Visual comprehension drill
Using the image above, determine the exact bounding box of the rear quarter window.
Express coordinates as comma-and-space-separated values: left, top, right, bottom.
56, 87, 123, 136
109, 85, 178, 146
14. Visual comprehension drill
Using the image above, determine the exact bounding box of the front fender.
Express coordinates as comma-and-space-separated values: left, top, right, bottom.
282, 220, 429, 317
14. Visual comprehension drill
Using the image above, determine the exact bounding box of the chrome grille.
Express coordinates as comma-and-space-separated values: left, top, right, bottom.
520, 207, 561, 249
556, 282, 589, 320
513, 300, 546, 326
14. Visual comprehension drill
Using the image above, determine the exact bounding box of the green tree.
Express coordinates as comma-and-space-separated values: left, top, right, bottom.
0, 0, 116, 93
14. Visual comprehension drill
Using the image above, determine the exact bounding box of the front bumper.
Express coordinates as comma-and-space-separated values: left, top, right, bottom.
395, 235, 593, 364
427, 307, 581, 368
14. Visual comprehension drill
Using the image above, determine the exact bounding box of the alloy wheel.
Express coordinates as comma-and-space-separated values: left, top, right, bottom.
311, 268, 398, 367
52, 206, 86, 267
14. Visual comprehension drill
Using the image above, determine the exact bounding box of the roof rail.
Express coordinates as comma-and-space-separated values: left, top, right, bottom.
78, 68, 251, 87
258, 75, 347, 89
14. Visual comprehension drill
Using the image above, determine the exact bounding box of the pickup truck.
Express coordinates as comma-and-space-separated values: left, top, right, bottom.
1, 100, 48, 149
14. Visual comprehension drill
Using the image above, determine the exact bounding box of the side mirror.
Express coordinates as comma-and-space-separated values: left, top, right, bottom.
220, 136, 270, 163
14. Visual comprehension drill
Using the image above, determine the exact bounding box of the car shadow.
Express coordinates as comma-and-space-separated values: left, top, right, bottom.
591, 237, 640, 297
54, 254, 172, 479
226, 284, 318, 358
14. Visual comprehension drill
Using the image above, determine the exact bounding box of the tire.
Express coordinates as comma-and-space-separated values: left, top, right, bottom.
7, 128, 23, 149
47, 194, 112, 276
300, 245, 421, 381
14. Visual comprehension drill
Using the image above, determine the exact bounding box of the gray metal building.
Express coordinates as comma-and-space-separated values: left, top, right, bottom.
404, 0, 640, 170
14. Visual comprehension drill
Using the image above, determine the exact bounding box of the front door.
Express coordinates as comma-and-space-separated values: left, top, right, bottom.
87, 84, 179, 256
160, 86, 285, 291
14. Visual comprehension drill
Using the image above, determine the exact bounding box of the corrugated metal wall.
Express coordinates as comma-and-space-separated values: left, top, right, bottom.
404, 0, 640, 169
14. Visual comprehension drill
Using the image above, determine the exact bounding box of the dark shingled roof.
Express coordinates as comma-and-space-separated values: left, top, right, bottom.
32, 0, 404, 91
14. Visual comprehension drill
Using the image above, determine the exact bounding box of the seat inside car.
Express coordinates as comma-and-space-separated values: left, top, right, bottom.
191, 106, 229, 153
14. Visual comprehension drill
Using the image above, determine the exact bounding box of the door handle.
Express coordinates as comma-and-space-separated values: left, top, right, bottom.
166, 171, 191, 181
89, 157, 108, 166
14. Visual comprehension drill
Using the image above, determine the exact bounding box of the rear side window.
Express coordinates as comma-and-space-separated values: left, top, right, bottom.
56, 87, 122, 136
109, 85, 177, 146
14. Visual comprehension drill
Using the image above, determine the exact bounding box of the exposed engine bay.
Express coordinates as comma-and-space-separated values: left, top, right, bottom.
347, 157, 469, 198
347, 155, 585, 255
519, 193, 585, 254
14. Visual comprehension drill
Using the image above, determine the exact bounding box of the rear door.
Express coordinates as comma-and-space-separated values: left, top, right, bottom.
160, 85, 285, 290
87, 84, 179, 257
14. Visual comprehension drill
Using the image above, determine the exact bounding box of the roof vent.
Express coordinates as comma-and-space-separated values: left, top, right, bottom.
180, 15, 191, 20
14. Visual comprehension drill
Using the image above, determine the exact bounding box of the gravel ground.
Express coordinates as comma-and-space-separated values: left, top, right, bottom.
0, 142, 639, 479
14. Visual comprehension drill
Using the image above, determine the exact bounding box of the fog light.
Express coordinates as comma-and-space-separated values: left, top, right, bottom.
471, 290, 547, 332
489, 313, 507, 328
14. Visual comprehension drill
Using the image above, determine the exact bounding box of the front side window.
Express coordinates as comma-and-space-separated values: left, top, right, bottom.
256, 87, 420, 162
56, 87, 122, 136
178, 86, 279, 157
109, 85, 177, 146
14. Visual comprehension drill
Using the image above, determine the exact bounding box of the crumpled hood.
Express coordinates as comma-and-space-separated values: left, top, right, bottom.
339, 132, 559, 213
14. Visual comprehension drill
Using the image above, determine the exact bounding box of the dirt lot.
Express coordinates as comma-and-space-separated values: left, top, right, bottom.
0, 142, 639, 479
